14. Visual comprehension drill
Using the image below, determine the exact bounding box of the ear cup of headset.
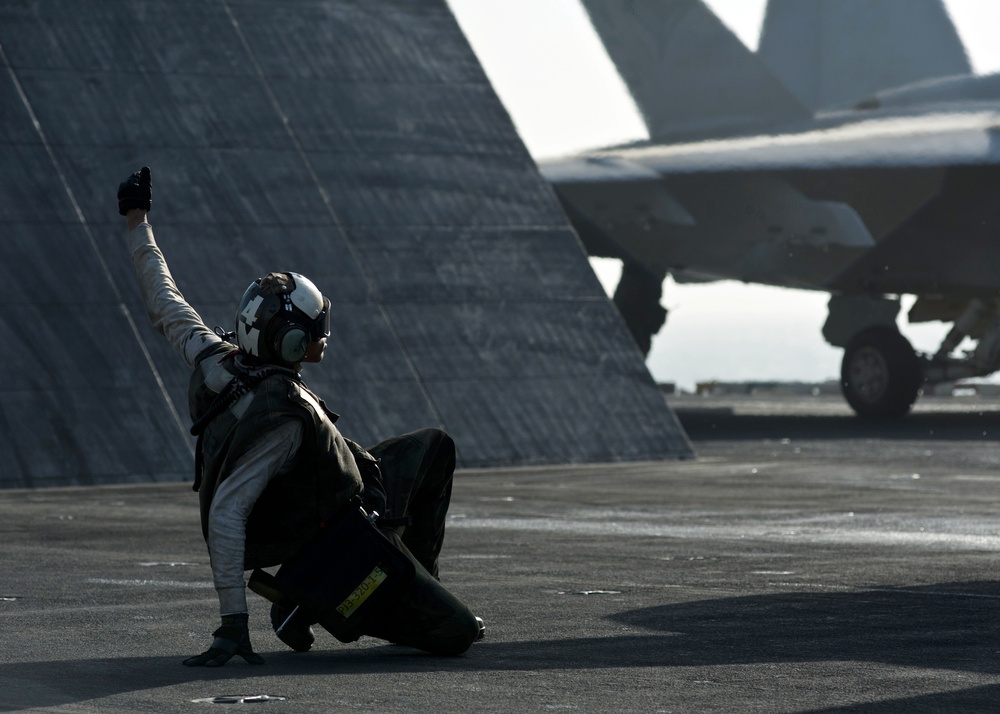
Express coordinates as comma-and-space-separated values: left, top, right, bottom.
276, 325, 309, 364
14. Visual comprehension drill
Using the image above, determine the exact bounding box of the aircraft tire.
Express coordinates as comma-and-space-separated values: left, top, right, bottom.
840, 325, 922, 418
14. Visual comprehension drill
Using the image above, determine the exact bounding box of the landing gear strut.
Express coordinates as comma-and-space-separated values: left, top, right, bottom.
613, 262, 667, 355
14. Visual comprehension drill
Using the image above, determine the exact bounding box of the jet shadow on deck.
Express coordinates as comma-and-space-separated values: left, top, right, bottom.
4, 581, 998, 711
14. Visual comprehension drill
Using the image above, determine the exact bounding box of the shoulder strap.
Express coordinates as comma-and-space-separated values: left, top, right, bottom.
189, 360, 300, 437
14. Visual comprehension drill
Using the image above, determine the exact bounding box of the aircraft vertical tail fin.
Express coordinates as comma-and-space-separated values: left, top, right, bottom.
758, 0, 971, 111
579, 0, 810, 142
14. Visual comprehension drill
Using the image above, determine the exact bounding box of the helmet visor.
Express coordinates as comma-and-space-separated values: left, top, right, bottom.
308, 297, 331, 342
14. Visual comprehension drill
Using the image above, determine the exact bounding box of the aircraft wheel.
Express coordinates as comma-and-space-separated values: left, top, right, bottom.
840, 325, 922, 418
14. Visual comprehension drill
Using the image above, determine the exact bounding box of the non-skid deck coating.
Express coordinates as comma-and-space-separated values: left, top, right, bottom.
0, 0, 691, 488
2, 395, 1000, 712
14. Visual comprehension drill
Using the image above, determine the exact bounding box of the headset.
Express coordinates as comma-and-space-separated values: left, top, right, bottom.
274, 300, 310, 364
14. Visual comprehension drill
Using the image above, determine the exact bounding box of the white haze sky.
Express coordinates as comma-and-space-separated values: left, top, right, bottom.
446, 0, 1000, 390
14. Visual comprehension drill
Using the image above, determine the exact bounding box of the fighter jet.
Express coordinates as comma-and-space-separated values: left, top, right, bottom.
542, 0, 1000, 417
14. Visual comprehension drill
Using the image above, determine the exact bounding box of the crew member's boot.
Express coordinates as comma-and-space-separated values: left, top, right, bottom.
270, 602, 315, 652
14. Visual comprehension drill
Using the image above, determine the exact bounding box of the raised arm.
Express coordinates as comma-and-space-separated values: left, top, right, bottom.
118, 167, 221, 368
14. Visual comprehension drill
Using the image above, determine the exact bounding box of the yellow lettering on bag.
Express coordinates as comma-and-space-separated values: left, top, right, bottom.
336, 566, 388, 619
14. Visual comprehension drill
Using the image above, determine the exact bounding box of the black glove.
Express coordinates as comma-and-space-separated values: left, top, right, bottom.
117, 166, 152, 216
182, 613, 265, 667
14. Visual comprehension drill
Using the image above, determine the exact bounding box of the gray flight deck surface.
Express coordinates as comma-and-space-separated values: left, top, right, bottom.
4, 394, 1000, 712
0, 0, 689, 489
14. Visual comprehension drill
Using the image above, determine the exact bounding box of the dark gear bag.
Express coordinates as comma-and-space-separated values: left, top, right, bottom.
248, 499, 415, 643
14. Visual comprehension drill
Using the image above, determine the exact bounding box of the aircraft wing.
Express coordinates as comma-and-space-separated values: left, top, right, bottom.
546, 109, 1000, 177
542, 107, 1000, 298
